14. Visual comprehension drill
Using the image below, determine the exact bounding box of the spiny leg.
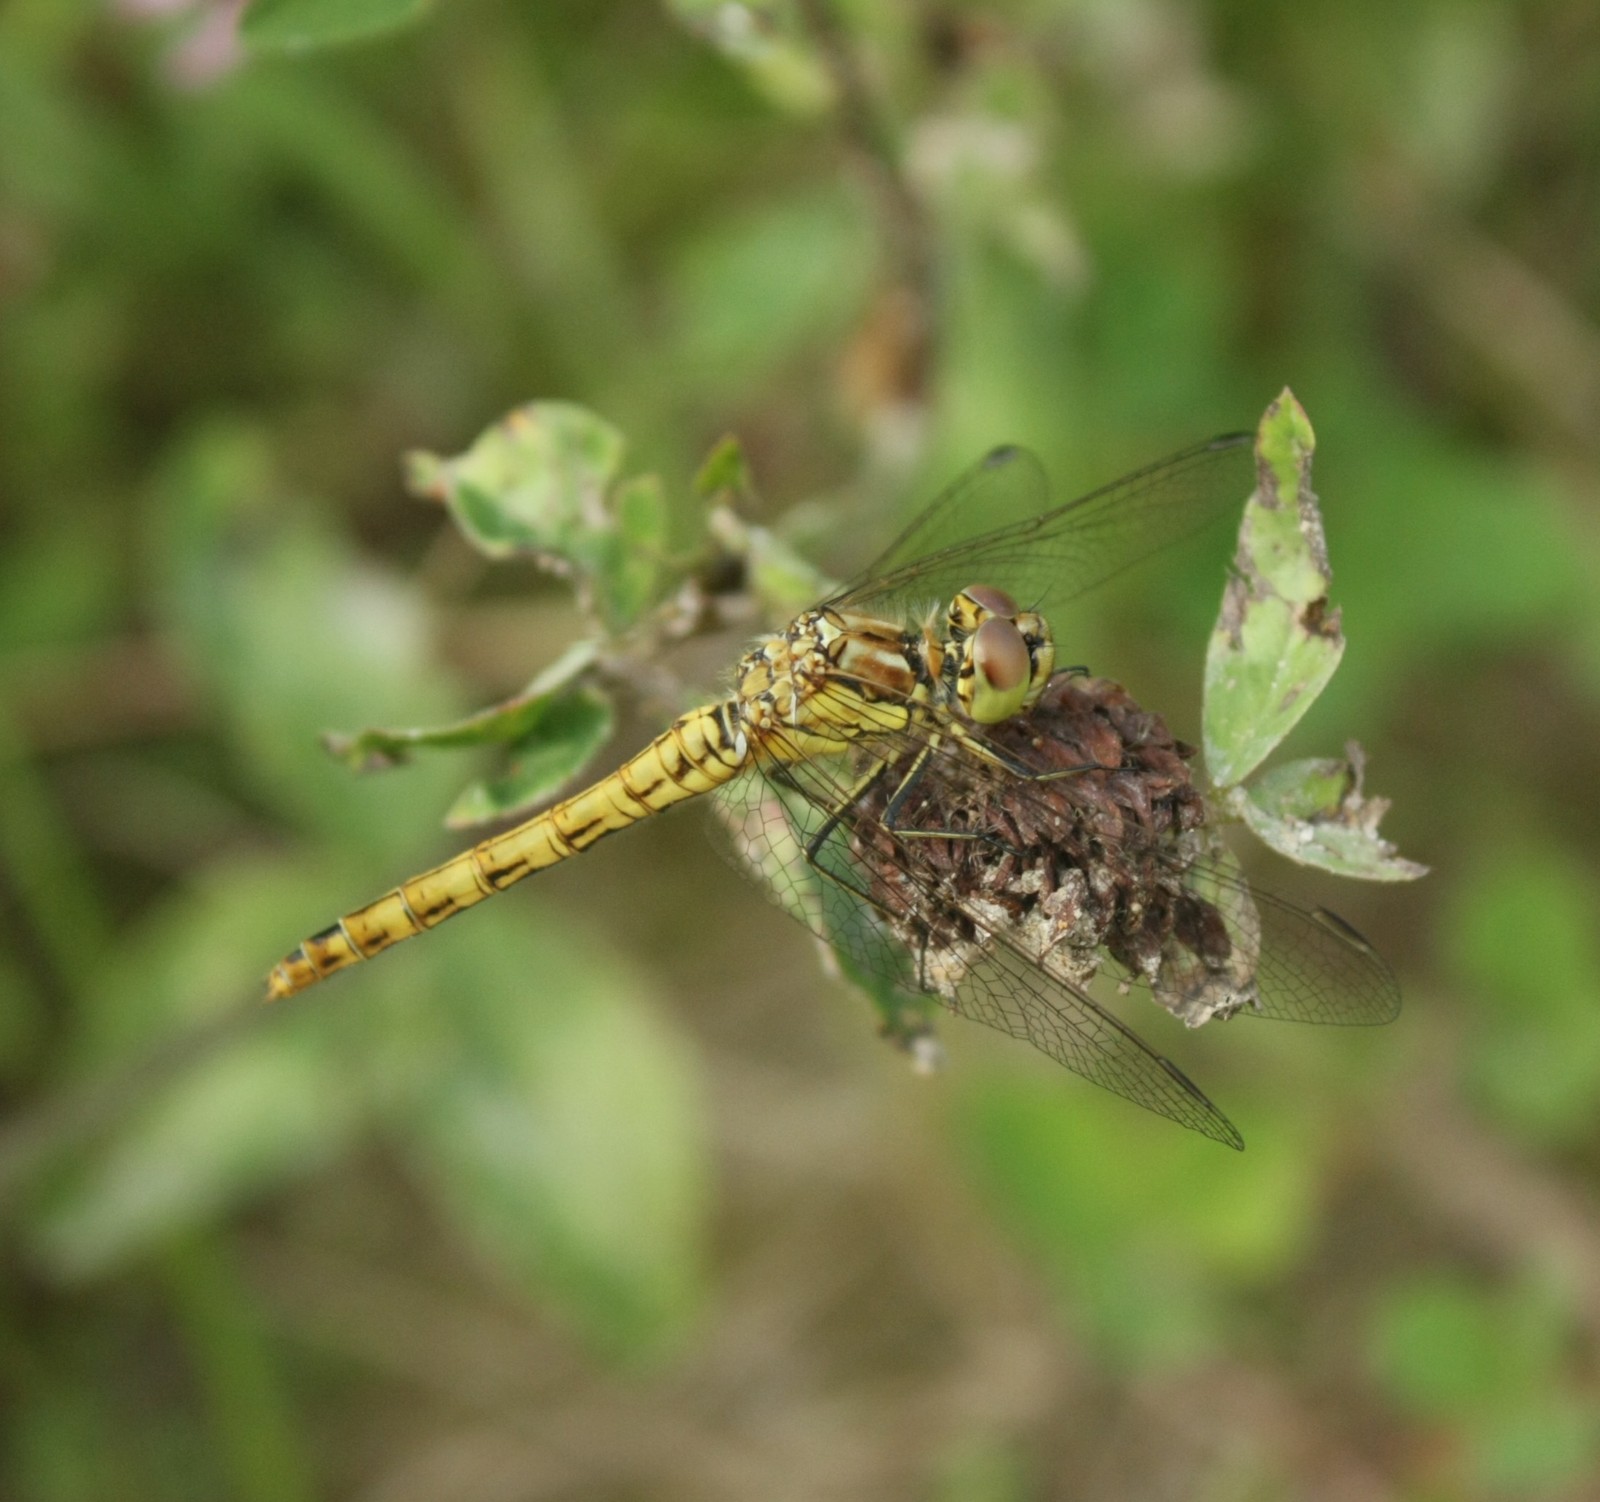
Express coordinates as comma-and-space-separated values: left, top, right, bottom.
873, 734, 1013, 853
882, 741, 935, 827
797, 758, 894, 865
947, 719, 1119, 785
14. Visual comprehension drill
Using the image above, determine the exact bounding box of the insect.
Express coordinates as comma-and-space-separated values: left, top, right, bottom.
267, 434, 1397, 1147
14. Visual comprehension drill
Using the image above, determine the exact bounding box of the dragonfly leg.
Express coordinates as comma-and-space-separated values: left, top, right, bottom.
882, 743, 934, 826
798, 759, 893, 865
791, 752, 1001, 861
881, 738, 1016, 851
948, 720, 1117, 784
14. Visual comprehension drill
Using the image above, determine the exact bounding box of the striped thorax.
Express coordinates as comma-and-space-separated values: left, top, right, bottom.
733, 608, 935, 757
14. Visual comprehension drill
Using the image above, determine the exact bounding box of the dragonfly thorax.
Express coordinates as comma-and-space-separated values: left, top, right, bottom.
731, 608, 930, 755
944, 585, 1056, 725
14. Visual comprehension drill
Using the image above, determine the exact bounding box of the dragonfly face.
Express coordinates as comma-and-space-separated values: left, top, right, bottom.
943, 586, 1056, 726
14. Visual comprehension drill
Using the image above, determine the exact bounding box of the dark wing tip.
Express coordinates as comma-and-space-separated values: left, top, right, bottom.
1158, 1054, 1246, 1150
1312, 907, 1403, 1024
1312, 905, 1376, 948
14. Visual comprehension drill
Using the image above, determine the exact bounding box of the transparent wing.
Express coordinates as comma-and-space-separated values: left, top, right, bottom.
1248, 898, 1399, 1024
896, 710, 1408, 1030
828, 434, 1255, 623
711, 759, 924, 1036
836, 690, 1400, 1028
712, 656, 1395, 1049
717, 720, 1246, 1148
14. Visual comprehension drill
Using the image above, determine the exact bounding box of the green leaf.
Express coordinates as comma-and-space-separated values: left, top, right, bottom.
705, 505, 839, 621
323, 640, 601, 772
1230, 751, 1428, 881
405, 402, 664, 631
405, 402, 625, 558
1370, 1273, 1512, 1418
711, 781, 932, 1054
747, 524, 839, 619
1445, 836, 1600, 1143
831, 945, 941, 1063
1473, 1399, 1600, 1496
320, 636, 615, 832
695, 432, 839, 620
1203, 390, 1345, 787
601, 472, 668, 631
667, 190, 875, 398
22, 863, 376, 1276
664, 1, 832, 113
822, 909, 941, 1065
149, 421, 464, 863
954, 1069, 1316, 1366
444, 685, 615, 828
28, 1031, 358, 1280
693, 434, 754, 504
712, 779, 823, 934
402, 913, 707, 1356
241, 0, 434, 53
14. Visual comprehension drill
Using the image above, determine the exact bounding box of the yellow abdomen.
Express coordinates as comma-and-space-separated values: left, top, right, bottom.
265, 700, 747, 1000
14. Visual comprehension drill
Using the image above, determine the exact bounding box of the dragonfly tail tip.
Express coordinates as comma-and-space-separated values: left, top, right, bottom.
264, 951, 312, 1003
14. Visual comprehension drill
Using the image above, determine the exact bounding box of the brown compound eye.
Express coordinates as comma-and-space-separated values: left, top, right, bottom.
973, 617, 1029, 691
963, 583, 1019, 618
967, 616, 1032, 724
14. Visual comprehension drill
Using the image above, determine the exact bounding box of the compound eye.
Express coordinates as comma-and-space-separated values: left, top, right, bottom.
969, 617, 1031, 723
963, 583, 1019, 618
974, 617, 1028, 690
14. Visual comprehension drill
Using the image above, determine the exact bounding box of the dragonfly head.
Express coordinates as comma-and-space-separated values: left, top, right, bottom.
947, 585, 1056, 725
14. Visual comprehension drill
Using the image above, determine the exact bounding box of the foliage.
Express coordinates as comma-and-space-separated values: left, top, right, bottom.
241, 0, 433, 55
3, 1, 1599, 1498
1201, 392, 1425, 881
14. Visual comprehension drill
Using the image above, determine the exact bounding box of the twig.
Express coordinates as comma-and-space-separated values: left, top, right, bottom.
1357, 163, 1600, 463
794, 0, 935, 375
794, 0, 929, 288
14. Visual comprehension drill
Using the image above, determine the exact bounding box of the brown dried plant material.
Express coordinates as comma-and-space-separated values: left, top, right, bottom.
849, 674, 1262, 1029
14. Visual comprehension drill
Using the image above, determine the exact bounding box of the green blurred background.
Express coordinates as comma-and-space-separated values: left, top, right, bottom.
4, 1, 1600, 1498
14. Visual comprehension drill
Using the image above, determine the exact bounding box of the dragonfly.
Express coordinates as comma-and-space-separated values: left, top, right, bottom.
266, 433, 1398, 1148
